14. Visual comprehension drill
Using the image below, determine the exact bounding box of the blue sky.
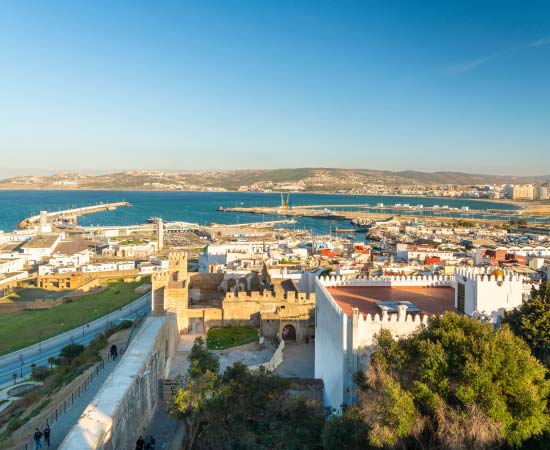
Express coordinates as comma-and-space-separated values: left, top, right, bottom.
1, 1, 549, 175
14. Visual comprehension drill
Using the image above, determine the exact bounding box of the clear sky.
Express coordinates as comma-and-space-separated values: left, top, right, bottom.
1, 1, 549, 175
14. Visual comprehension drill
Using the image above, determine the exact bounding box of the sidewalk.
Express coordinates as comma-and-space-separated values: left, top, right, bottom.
46, 357, 119, 449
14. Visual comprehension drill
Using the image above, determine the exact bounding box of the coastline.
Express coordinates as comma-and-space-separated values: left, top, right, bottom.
0, 186, 530, 209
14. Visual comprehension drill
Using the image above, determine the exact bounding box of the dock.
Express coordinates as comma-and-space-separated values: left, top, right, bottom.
18, 201, 132, 229
218, 204, 550, 224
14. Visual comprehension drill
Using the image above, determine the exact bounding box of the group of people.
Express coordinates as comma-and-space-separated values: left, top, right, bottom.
33, 424, 51, 449
136, 434, 156, 450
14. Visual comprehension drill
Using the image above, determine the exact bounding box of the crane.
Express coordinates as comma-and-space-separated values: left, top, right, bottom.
280, 192, 291, 209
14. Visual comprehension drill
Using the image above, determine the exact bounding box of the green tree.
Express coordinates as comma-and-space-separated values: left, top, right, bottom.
503, 282, 550, 360
360, 313, 550, 449
59, 343, 85, 362
170, 339, 325, 450
187, 336, 219, 378
47, 356, 60, 369
322, 406, 372, 450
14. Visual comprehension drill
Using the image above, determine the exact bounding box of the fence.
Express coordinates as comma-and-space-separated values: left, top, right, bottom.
0, 293, 150, 382
20, 354, 113, 450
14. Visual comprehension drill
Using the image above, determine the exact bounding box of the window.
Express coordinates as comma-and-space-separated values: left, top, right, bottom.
457, 282, 465, 313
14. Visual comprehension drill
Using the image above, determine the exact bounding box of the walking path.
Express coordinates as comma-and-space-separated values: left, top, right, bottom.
46, 357, 119, 449
275, 342, 315, 378
142, 403, 179, 450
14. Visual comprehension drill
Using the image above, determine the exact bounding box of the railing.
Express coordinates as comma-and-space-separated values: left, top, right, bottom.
20, 353, 116, 450
0, 293, 150, 381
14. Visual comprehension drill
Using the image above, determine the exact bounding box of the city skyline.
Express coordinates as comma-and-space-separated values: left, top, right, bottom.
1, 1, 550, 175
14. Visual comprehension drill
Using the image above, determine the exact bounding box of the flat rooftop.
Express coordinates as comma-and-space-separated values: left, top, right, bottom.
327, 286, 456, 317
21, 234, 60, 249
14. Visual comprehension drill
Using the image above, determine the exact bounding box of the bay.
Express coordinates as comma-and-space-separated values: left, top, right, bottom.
0, 190, 527, 236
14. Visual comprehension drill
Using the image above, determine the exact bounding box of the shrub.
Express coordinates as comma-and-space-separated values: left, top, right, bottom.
60, 343, 85, 362
31, 365, 50, 381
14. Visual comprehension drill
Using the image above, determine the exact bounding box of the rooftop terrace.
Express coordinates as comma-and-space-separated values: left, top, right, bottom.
327, 285, 456, 317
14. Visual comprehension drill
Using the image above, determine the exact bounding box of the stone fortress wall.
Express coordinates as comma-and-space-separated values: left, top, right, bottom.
59, 316, 179, 450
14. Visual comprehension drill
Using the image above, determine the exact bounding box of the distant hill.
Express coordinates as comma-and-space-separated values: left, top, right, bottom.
0, 168, 547, 191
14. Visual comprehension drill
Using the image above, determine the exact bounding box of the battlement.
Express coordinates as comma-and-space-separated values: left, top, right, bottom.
152, 269, 169, 285
224, 289, 314, 303
168, 250, 187, 268
319, 274, 454, 288
454, 267, 525, 284
352, 306, 430, 326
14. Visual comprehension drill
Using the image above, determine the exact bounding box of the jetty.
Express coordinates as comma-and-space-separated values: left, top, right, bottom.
218, 203, 550, 224
18, 202, 131, 229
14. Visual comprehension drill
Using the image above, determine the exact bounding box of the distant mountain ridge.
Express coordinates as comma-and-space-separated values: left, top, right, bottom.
0, 168, 548, 191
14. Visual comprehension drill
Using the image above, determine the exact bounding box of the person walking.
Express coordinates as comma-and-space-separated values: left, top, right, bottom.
33, 428, 43, 450
136, 435, 144, 450
43, 424, 51, 447
144, 435, 151, 450
110, 344, 116, 360
149, 434, 156, 450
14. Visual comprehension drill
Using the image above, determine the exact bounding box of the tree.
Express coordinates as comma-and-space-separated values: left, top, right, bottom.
503, 282, 550, 360
31, 365, 50, 381
59, 343, 85, 362
187, 336, 219, 378
322, 406, 372, 450
47, 356, 60, 369
170, 339, 325, 450
359, 313, 550, 450
170, 337, 220, 450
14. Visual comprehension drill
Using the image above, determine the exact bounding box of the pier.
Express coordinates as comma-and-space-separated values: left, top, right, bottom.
18, 202, 131, 229
218, 203, 550, 224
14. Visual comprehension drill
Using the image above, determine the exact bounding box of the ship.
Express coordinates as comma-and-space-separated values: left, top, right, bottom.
147, 216, 162, 223
319, 208, 347, 220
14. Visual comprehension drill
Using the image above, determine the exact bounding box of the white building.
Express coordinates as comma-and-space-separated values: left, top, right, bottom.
20, 234, 62, 261
314, 268, 532, 409
0, 257, 26, 274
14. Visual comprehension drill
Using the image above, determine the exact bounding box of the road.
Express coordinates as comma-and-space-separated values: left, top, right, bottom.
0, 293, 151, 385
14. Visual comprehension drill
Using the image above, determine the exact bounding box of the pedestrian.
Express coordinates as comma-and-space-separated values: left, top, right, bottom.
43, 424, 51, 447
144, 435, 151, 450
149, 434, 156, 450
113, 344, 118, 358
110, 344, 116, 360
136, 435, 144, 450
33, 428, 43, 450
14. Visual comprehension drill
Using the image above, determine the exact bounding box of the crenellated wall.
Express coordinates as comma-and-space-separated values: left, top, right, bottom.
454, 267, 527, 316
318, 274, 455, 288
315, 276, 435, 408
314, 278, 347, 409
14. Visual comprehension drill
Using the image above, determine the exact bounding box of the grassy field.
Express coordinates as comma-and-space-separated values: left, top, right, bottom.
5, 288, 69, 302
0, 278, 149, 356
206, 325, 258, 350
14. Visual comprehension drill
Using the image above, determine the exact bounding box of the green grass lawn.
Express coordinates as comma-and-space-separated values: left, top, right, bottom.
0, 278, 149, 356
206, 325, 258, 350
6, 288, 69, 302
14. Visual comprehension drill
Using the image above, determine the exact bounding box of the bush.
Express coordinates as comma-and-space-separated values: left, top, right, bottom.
105, 319, 133, 338
60, 343, 85, 362
31, 365, 50, 381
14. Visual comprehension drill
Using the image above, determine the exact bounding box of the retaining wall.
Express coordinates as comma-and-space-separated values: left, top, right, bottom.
58, 315, 178, 450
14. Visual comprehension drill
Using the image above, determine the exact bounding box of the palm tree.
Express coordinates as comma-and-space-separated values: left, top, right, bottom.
47, 356, 57, 369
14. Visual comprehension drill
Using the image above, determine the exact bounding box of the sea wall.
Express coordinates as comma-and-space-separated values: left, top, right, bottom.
58, 315, 178, 450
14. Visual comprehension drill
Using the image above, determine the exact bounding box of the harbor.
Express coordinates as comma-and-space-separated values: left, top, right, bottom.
18, 201, 131, 229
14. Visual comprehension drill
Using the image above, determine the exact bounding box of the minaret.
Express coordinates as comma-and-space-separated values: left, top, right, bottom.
157, 218, 164, 251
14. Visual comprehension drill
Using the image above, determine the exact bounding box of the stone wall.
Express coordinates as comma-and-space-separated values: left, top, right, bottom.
249, 337, 285, 372
58, 315, 179, 450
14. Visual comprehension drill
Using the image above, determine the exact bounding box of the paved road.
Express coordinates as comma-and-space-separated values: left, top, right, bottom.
0, 293, 151, 385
